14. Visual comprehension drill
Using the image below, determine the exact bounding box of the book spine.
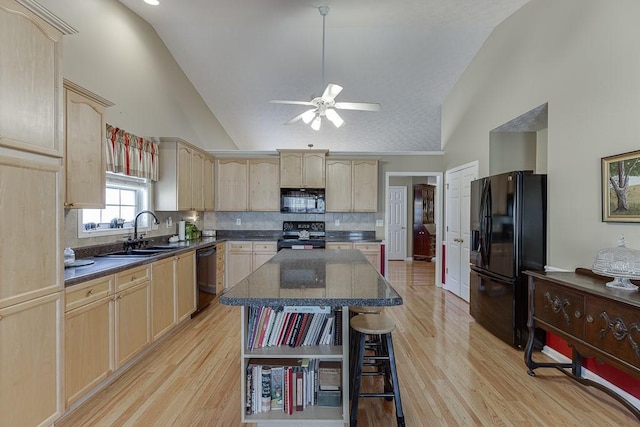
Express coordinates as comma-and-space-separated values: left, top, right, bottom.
288, 313, 305, 347
295, 369, 304, 411
246, 365, 253, 415
261, 367, 271, 412
334, 308, 342, 346
293, 313, 310, 347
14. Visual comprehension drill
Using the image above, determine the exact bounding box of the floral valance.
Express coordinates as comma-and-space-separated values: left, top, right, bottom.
106, 124, 159, 181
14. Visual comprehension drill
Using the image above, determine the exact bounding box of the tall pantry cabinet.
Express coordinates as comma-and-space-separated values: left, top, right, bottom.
0, 1, 75, 426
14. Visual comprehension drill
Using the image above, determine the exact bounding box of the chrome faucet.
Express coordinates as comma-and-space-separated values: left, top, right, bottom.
123, 210, 160, 250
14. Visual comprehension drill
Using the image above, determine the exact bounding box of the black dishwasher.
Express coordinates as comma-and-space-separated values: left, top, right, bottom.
194, 244, 216, 315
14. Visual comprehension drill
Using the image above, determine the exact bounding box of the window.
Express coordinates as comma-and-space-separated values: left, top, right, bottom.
79, 173, 152, 238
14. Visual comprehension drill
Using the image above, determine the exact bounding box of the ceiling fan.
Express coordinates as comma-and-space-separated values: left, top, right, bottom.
269, 5, 381, 131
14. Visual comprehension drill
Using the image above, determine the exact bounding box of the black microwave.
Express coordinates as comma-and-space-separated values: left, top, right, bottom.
280, 188, 325, 214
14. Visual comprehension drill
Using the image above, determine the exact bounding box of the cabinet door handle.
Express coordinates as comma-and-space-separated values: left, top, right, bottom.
86, 289, 94, 297
574, 310, 582, 319
586, 315, 594, 323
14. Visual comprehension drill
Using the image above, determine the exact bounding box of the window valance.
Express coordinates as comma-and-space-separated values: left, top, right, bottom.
106, 124, 159, 181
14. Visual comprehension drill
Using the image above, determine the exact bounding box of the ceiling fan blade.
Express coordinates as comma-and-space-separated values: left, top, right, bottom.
285, 108, 317, 125
322, 83, 343, 102
334, 101, 381, 112
325, 108, 344, 128
270, 100, 315, 106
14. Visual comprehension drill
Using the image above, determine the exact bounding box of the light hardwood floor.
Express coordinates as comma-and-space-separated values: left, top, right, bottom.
57, 260, 638, 426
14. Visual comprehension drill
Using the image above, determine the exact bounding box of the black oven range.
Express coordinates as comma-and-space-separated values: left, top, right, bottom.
277, 221, 326, 251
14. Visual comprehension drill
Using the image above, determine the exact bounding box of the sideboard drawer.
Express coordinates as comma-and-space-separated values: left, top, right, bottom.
585, 296, 640, 370
535, 279, 585, 339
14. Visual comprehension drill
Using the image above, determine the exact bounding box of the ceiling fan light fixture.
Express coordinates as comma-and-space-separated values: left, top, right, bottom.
311, 115, 322, 131
325, 108, 344, 128
301, 109, 316, 124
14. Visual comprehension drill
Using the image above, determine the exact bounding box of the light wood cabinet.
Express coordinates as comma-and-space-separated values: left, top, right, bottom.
204, 156, 215, 211
326, 159, 378, 212
191, 149, 205, 211
176, 251, 196, 322
327, 242, 381, 273
156, 138, 214, 211
216, 159, 248, 211
0, 292, 63, 426
0, 3, 73, 424
0, 0, 72, 157
115, 266, 151, 369
278, 150, 327, 188
252, 241, 277, 271
64, 276, 114, 407
216, 158, 280, 212
249, 158, 280, 211
216, 242, 226, 294
151, 256, 176, 341
325, 160, 352, 212
63, 80, 113, 208
227, 241, 254, 287
352, 160, 378, 212
0, 156, 62, 308
354, 242, 382, 273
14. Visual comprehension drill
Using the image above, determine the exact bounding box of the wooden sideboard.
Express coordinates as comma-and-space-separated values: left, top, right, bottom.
524, 269, 640, 420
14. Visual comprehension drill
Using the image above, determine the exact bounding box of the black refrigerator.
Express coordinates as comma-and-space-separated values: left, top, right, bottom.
469, 170, 546, 348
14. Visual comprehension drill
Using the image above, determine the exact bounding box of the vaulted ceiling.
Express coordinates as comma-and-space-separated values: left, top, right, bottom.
118, 0, 529, 153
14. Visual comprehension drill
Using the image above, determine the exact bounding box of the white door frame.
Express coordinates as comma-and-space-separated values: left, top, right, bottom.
385, 171, 443, 288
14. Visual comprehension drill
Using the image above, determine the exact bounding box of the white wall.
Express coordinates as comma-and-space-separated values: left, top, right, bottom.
442, 0, 640, 269
38, 0, 237, 151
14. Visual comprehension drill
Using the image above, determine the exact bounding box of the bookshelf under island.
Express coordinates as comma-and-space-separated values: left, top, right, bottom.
220, 249, 403, 426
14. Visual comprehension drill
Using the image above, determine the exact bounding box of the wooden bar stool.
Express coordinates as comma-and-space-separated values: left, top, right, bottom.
348, 306, 384, 381
349, 313, 404, 427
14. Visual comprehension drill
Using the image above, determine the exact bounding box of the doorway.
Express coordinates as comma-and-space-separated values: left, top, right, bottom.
444, 162, 478, 302
384, 172, 443, 287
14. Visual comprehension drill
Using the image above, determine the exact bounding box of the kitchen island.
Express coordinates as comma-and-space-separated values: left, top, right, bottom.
220, 249, 402, 426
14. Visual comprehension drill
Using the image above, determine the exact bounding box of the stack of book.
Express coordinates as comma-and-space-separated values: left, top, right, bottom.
318, 361, 342, 407
246, 358, 338, 415
246, 306, 342, 350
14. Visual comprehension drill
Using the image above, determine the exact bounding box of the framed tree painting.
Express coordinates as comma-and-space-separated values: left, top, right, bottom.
602, 150, 640, 222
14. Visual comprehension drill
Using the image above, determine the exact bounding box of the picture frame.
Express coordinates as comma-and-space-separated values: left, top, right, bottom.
602, 150, 640, 222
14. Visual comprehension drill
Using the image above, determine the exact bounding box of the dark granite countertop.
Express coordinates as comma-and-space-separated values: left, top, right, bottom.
220, 249, 402, 307
64, 237, 221, 287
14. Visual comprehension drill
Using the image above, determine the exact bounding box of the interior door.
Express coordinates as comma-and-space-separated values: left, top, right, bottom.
445, 163, 478, 301
387, 186, 407, 261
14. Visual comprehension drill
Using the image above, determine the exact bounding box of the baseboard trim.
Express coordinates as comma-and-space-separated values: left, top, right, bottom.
542, 345, 640, 410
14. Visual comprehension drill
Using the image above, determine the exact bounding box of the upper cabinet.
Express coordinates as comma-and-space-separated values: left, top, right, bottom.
63, 80, 113, 209
155, 138, 214, 211
326, 159, 378, 212
278, 149, 327, 188
0, 0, 74, 158
249, 158, 280, 211
216, 159, 248, 211
215, 157, 280, 212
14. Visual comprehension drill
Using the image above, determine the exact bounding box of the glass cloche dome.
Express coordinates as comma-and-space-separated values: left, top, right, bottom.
592, 235, 640, 291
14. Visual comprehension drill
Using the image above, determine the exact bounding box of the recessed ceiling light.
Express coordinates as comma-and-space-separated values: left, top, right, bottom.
144, 0, 159, 5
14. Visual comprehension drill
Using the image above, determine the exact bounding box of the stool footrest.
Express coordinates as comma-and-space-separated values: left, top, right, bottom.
357, 392, 395, 398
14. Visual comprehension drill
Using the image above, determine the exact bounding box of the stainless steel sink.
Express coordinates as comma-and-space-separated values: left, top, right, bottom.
96, 247, 175, 258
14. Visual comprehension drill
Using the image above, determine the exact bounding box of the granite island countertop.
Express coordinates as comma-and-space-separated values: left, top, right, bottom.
220, 249, 402, 307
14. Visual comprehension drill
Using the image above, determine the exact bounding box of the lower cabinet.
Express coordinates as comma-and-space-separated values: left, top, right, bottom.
63, 253, 197, 412
114, 266, 151, 370
64, 276, 113, 407
176, 251, 196, 322
326, 242, 382, 273
227, 241, 278, 287
1, 292, 62, 426
227, 241, 255, 288
216, 242, 226, 294
152, 256, 176, 340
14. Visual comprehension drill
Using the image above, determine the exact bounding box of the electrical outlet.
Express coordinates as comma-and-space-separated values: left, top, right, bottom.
334, 219, 340, 226
376, 219, 384, 227
236, 218, 241, 225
